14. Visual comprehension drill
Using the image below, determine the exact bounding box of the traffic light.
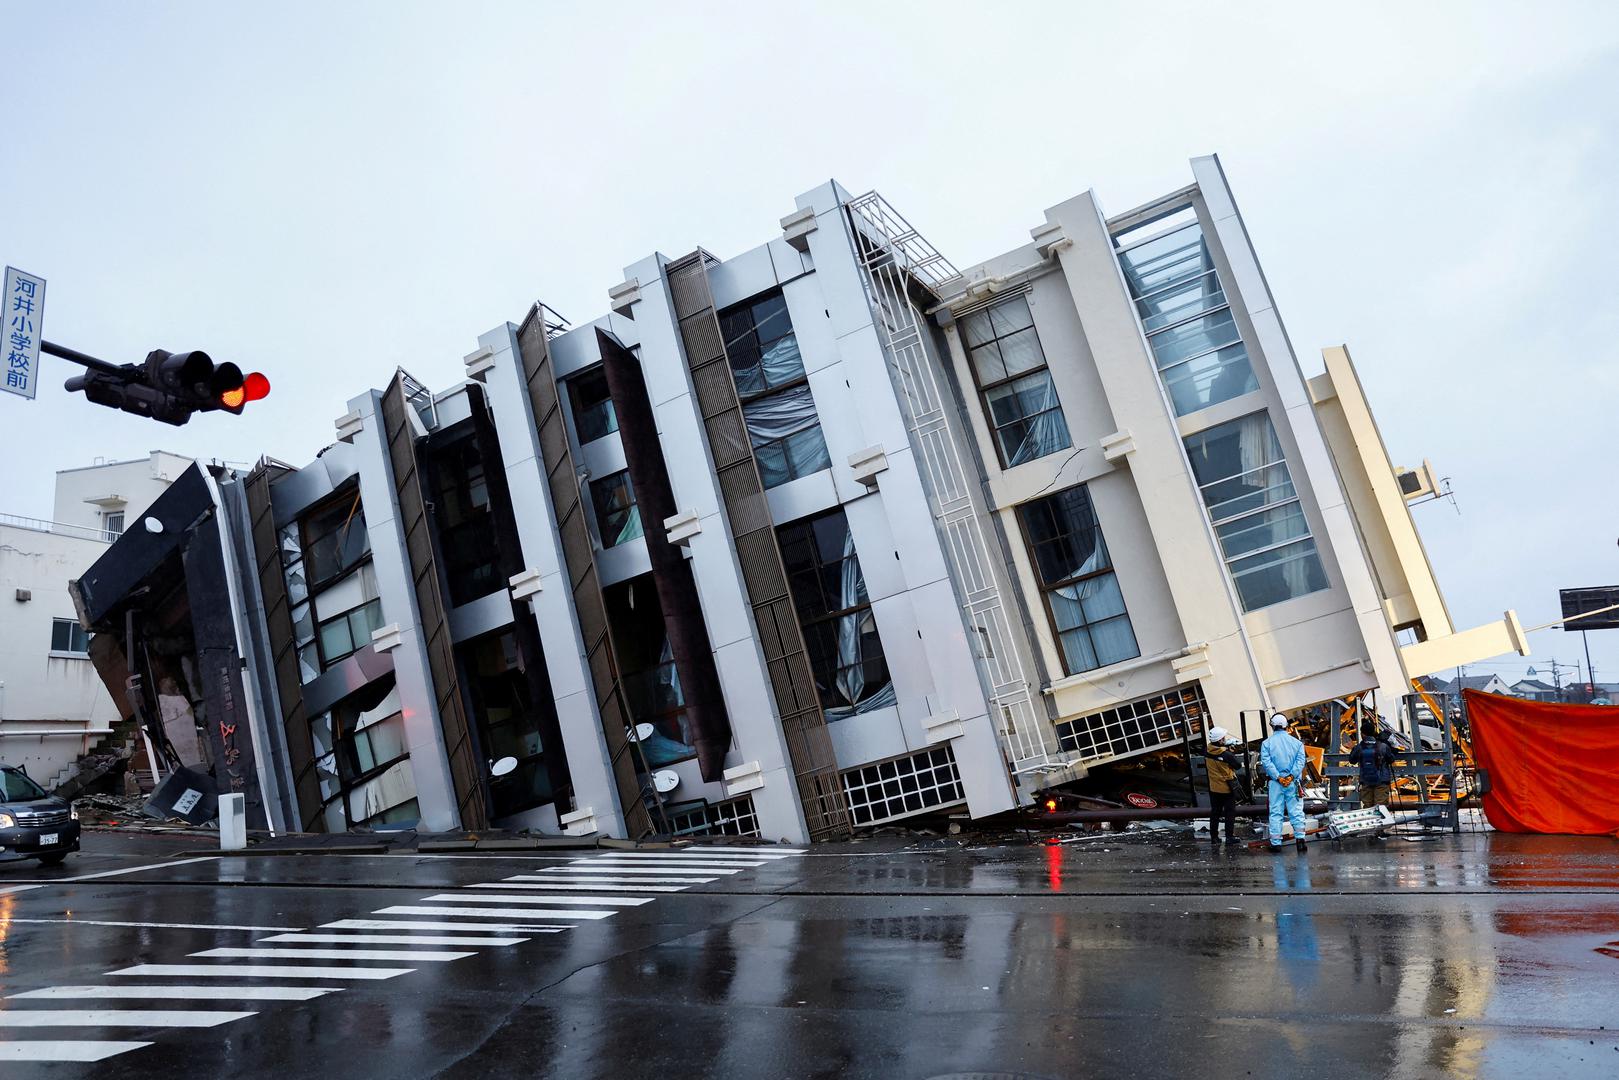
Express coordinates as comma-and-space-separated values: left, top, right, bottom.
62, 348, 270, 426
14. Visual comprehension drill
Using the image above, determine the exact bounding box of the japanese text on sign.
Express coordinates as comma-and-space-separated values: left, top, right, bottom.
2, 267, 45, 401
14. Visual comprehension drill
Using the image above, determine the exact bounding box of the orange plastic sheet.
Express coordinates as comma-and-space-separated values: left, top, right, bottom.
1466, 689, 1619, 836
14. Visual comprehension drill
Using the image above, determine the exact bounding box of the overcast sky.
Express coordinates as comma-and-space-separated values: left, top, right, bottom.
4, 1, 1617, 687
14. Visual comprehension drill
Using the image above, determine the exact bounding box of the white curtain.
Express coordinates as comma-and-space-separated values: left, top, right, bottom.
826, 529, 896, 720
1006, 375, 1069, 466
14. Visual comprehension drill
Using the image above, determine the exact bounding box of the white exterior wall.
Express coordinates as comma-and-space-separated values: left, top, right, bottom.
52, 451, 192, 534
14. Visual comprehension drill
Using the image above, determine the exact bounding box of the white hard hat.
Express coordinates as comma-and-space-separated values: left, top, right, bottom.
1207, 726, 1229, 743
1269, 713, 1289, 729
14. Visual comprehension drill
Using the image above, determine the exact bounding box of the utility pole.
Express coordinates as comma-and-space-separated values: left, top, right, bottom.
1581, 629, 1597, 703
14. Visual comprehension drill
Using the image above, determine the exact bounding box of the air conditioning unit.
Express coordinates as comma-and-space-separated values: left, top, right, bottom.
1394, 459, 1440, 501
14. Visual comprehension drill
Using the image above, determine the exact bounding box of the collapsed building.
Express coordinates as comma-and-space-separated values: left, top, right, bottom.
69, 157, 1526, 842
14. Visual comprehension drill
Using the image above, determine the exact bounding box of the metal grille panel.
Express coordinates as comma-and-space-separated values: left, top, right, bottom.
1054, 683, 1210, 764
841, 746, 966, 827
667, 795, 761, 838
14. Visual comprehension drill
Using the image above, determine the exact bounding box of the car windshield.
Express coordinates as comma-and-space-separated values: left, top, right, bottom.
0, 768, 49, 802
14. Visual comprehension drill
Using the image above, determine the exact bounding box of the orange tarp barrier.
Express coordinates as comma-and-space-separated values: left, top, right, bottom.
1466, 689, 1619, 836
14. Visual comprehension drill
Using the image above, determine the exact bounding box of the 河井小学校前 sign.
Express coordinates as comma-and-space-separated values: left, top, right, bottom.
3, 266, 46, 400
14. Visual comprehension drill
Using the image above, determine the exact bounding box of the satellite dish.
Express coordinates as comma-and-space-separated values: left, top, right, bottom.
143, 516, 164, 534
652, 769, 680, 794
628, 723, 656, 743
490, 757, 518, 778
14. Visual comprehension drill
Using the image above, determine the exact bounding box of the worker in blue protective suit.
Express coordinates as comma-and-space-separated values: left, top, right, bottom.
1260, 712, 1309, 853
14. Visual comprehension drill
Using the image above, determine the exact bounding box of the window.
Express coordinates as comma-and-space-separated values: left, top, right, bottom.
568, 366, 618, 444
50, 618, 91, 656
462, 630, 555, 817
1018, 486, 1139, 675
426, 433, 501, 606
101, 511, 125, 539
667, 795, 761, 838
721, 291, 831, 488
302, 490, 370, 590
1, 766, 49, 802
777, 509, 894, 721
315, 597, 383, 667
1116, 217, 1259, 415
959, 295, 1072, 467
310, 680, 417, 832
591, 469, 643, 548
1183, 413, 1329, 611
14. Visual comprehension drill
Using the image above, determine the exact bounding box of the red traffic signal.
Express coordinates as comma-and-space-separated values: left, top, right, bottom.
218, 371, 271, 413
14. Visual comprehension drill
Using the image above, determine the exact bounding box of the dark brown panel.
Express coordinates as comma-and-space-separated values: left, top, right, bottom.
597, 329, 732, 782
381, 379, 490, 831
514, 309, 655, 840
244, 463, 323, 830
661, 253, 852, 841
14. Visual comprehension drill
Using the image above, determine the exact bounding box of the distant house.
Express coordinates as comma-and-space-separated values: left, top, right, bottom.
1424, 674, 1512, 699
1509, 678, 1560, 702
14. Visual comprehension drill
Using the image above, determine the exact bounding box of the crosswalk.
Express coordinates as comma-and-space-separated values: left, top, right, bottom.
0, 844, 802, 1064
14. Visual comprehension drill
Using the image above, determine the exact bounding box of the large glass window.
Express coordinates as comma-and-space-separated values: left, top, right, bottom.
310, 679, 417, 831
1117, 218, 1259, 415
721, 291, 831, 489
426, 433, 501, 606
591, 469, 643, 548
1183, 413, 1329, 611
568, 366, 618, 444
301, 490, 370, 590
605, 576, 695, 769
462, 629, 555, 818
1018, 486, 1139, 675
777, 509, 894, 721
960, 294, 1072, 467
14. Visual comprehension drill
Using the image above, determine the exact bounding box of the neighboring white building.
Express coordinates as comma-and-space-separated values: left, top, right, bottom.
0, 451, 191, 785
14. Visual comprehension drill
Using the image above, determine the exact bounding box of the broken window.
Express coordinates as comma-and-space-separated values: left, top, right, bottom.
777, 509, 894, 721
591, 469, 643, 548
568, 365, 618, 444
1018, 485, 1139, 675
425, 430, 501, 606
461, 628, 557, 818
604, 575, 695, 768
960, 294, 1072, 467
721, 290, 831, 489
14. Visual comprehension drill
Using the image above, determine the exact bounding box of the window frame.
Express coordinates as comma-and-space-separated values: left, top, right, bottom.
300, 489, 371, 594
101, 511, 125, 539
50, 617, 91, 657
721, 291, 832, 489
1016, 485, 1140, 677
958, 293, 1072, 468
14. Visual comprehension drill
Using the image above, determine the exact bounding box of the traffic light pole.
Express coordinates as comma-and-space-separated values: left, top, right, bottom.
41, 339, 128, 375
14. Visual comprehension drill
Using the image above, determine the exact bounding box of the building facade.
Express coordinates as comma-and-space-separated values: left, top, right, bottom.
0, 452, 190, 784
72, 158, 1523, 842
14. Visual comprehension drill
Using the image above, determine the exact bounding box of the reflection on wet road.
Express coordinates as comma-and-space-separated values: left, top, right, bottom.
0, 832, 1616, 1078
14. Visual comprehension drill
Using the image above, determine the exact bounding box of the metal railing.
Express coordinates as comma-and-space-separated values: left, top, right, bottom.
0, 512, 116, 543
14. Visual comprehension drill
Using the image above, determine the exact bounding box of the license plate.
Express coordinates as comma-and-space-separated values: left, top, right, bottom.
39, 833, 58, 846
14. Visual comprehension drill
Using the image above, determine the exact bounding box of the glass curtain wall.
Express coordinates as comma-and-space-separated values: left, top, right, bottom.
1183, 412, 1329, 611
1117, 215, 1259, 415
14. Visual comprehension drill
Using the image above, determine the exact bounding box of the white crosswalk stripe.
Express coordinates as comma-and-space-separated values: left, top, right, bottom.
190, 947, 474, 963
538, 865, 742, 875
485, 880, 687, 892
509, 874, 714, 885
431, 892, 652, 907
373, 904, 615, 921
8, 985, 337, 1002
322, 918, 569, 934
0, 1010, 255, 1028
1, 1041, 152, 1062
109, 964, 415, 980
587, 855, 770, 866
261, 933, 527, 947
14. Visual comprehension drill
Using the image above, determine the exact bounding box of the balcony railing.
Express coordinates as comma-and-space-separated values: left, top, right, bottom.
0, 513, 116, 543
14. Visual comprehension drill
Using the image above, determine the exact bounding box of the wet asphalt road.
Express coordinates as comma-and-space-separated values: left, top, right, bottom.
2, 828, 1618, 1079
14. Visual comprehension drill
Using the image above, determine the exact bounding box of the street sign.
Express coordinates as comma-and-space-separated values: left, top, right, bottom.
3, 266, 46, 400
1560, 586, 1619, 631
